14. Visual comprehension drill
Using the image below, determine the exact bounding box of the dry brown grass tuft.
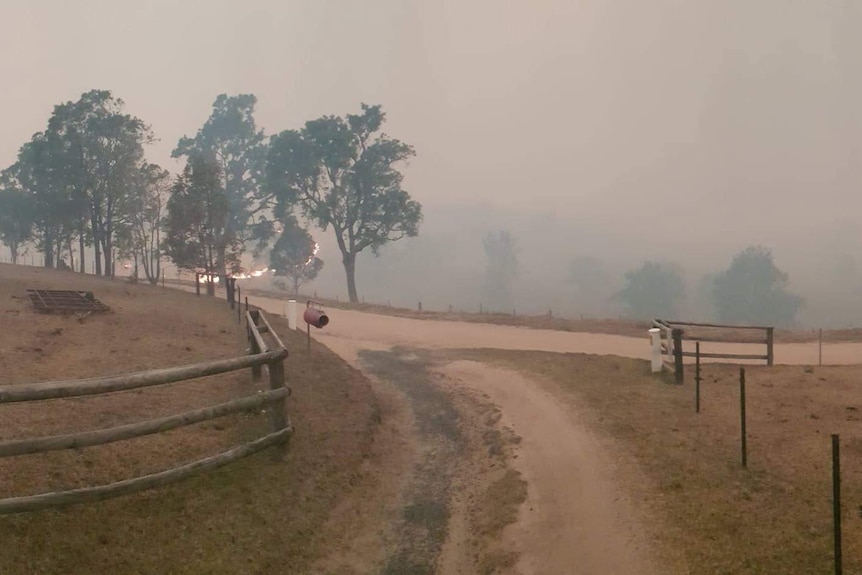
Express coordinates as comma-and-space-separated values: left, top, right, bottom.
0, 264, 380, 574
453, 349, 862, 574
443, 389, 527, 575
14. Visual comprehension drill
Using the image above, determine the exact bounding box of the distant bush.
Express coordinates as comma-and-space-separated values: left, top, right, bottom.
617, 261, 685, 319
712, 246, 802, 326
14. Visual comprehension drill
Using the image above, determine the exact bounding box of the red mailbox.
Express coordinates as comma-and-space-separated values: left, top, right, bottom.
303, 307, 329, 328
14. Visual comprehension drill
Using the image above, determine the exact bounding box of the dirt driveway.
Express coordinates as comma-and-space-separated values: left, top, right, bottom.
441, 360, 661, 574
231, 297, 668, 572
227, 295, 862, 574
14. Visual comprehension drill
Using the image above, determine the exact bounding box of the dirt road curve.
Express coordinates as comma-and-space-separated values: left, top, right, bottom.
443, 361, 660, 575
248, 296, 861, 366
247, 296, 665, 570
238, 295, 860, 573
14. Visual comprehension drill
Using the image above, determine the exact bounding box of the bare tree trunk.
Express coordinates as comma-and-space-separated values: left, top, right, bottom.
92, 218, 102, 276
142, 227, 152, 283
139, 243, 150, 282
101, 233, 112, 278
78, 230, 85, 274
153, 223, 161, 285
343, 251, 358, 303
43, 227, 54, 269
151, 255, 160, 285
216, 249, 227, 286
104, 201, 114, 278
206, 244, 216, 296
67, 236, 75, 272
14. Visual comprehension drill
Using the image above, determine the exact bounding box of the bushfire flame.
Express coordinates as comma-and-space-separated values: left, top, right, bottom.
198, 242, 318, 282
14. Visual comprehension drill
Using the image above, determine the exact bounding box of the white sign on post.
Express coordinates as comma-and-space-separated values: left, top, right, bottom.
287, 300, 297, 331
649, 328, 662, 373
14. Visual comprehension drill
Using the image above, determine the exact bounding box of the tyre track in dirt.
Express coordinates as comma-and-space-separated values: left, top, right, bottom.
359, 348, 464, 574
308, 340, 528, 575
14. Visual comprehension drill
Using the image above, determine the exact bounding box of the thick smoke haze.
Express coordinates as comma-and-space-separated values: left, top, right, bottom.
1, 1, 861, 327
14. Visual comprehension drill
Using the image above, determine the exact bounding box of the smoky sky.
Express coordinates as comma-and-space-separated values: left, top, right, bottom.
2, 1, 861, 325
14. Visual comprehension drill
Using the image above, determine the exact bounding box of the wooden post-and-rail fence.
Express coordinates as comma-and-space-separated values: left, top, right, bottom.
0, 310, 291, 515
653, 319, 775, 384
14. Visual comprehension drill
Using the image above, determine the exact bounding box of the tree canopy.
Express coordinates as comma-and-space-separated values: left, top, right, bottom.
116, 163, 171, 284
2, 90, 155, 275
0, 175, 34, 264
617, 261, 685, 319
5, 133, 77, 269
712, 246, 803, 326
270, 215, 323, 294
163, 157, 239, 294
172, 94, 269, 277
266, 103, 422, 302
48, 89, 153, 276
1, 93, 427, 305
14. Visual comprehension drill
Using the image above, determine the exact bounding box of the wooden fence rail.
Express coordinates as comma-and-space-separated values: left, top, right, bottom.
0, 350, 286, 403
0, 310, 291, 515
0, 429, 291, 515
0, 388, 288, 458
653, 318, 775, 384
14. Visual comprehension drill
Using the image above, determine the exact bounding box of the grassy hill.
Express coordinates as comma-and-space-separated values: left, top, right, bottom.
0, 263, 380, 574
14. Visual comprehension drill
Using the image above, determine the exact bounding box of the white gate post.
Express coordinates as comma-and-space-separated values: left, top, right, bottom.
287, 299, 298, 331
649, 328, 662, 373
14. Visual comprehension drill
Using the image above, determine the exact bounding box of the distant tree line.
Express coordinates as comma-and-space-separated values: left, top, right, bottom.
0, 91, 422, 301
0, 90, 157, 278
581, 246, 803, 326
475, 230, 802, 326
472, 222, 800, 325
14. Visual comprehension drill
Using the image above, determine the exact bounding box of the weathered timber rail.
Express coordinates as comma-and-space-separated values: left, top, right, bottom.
653, 318, 774, 384
0, 310, 291, 515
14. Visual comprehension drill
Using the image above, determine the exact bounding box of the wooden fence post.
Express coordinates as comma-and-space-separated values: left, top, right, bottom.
672, 328, 684, 384
833, 433, 843, 575
740, 367, 747, 468
766, 327, 774, 366
695, 341, 701, 413
248, 313, 261, 383
663, 326, 673, 364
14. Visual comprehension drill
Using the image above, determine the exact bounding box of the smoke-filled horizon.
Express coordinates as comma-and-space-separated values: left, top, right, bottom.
1, 1, 861, 328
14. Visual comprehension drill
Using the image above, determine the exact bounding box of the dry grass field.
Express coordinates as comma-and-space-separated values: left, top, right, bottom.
0, 263, 380, 574
16, 266, 862, 573
453, 348, 862, 574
